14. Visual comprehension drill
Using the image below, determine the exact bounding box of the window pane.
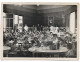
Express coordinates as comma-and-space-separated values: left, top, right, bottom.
6, 19, 9, 27
19, 16, 23, 24
3, 12, 6, 17
19, 16, 23, 20
6, 14, 13, 18
3, 18, 6, 28
10, 19, 13, 27
14, 15, 18, 24
70, 12, 75, 33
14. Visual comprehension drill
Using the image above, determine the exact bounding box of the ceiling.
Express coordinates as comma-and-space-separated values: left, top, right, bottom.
3, 4, 72, 13
3, 4, 77, 27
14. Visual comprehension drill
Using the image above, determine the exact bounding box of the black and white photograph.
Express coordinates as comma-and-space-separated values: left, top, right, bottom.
2, 3, 78, 60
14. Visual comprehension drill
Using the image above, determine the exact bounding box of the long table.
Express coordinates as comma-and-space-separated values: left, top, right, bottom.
28, 46, 68, 57
3, 46, 11, 57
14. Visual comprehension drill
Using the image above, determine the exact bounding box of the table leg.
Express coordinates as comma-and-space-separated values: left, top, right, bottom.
54, 53, 59, 57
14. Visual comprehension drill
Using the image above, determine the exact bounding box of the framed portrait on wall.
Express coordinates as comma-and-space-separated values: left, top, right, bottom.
48, 16, 54, 26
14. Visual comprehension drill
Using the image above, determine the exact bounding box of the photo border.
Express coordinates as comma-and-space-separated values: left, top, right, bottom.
1, 2, 79, 60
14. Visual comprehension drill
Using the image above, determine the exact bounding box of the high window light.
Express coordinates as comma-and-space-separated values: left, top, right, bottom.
70, 12, 75, 34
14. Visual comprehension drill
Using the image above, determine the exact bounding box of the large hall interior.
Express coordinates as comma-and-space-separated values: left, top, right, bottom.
3, 4, 77, 58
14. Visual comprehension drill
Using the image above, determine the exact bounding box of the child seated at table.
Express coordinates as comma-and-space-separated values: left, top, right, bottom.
65, 43, 74, 57
31, 37, 41, 47
50, 34, 59, 50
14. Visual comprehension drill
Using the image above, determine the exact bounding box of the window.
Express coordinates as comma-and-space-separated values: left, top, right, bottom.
70, 12, 75, 33
3, 12, 23, 32
13, 15, 23, 32
3, 13, 13, 32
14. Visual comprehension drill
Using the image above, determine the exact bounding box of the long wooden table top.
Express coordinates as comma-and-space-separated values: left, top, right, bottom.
29, 46, 68, 53
3, 46, 11, 51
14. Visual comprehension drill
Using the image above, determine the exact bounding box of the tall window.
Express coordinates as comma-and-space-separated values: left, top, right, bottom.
3, 13, 13, 32
3, 13, 6, 32
14, 15, 18, 24
18, 16, 23, 32
70, 12, 75, 33
3, 13, 23, 32
18, 16, 23, 28
13, 15, 23, 32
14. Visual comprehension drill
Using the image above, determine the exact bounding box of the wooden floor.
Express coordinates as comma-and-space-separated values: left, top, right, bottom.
3, 51, 77, 58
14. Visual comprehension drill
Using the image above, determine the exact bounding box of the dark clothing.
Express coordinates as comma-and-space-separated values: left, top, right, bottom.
37, 26, 40, 31
31, 40, 35, 44
31, 40, 41, 47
